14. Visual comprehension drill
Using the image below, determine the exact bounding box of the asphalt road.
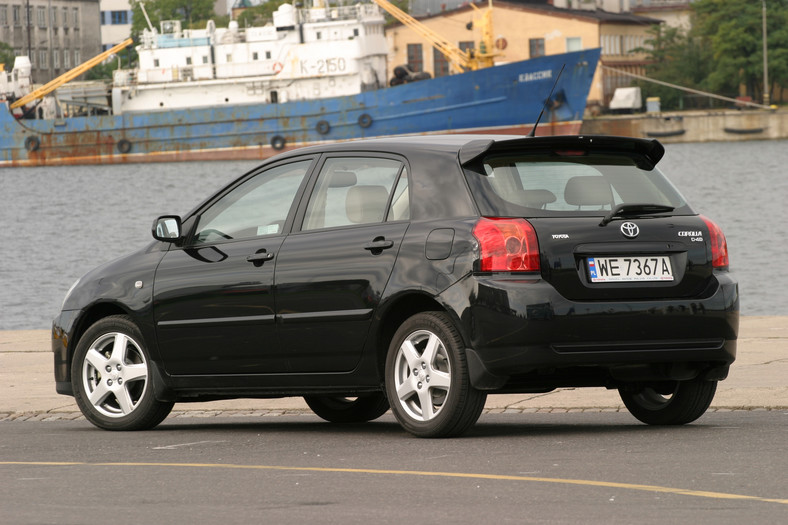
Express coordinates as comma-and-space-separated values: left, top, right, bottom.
1, 411, 786, 525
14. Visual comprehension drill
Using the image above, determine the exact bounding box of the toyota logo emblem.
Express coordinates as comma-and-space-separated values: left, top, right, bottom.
620, 222, 640, 238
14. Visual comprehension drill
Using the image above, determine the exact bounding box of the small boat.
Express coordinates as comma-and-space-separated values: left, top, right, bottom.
723, 127, 765, 135
645, 129, 686, 138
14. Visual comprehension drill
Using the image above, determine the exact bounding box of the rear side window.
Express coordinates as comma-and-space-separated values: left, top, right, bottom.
302, 157, 405, 230
466, 152, 692, 217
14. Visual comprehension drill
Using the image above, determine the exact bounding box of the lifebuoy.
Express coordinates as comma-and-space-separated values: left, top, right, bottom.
117, 139, 132, 154
24, 136, 40, 152
316, 120, 331, 135
271, 135, 286, 150
358, 113, 373, 128
272, 62, 284, 74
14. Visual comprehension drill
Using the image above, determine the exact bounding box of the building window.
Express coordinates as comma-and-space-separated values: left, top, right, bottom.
37, 6, 46, 27
316, 31, 321, 40
39, 50, 48, 69
0, 6, 7, 26
529, 38, 545, 58
63, 51, 70, 68
74, 49, 80, 65
153, 58, 159, 67
51, 6, 57, 26
12, 5, 20, 26
407, 43, 423, 72
433, 47, 449, 77
53, 50, 59, 69
202, 55, 208, 64
566, 37, 582, 52
111, 10, 128, 24
252, 51, 258, 60
186, 56, 192, 65
72, 7, 78, 28
265, 51, 271, 59
62, 7, 67, 27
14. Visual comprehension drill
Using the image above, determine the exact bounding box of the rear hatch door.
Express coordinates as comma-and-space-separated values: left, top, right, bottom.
531, 214, 714, 301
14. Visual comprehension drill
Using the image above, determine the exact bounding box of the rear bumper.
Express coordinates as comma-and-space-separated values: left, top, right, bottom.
452, 272, 738, 389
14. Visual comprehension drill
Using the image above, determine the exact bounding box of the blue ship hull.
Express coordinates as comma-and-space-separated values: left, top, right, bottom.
0, 49, 600, 166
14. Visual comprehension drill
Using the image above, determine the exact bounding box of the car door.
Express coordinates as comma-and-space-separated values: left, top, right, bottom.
274, 155, 411, 373
152, 158, 315, 375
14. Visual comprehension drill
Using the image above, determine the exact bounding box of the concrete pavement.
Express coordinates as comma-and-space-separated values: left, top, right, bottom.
1, 317, 785, 421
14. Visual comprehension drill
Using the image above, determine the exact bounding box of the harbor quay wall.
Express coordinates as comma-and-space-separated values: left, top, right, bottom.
580, 109, 788, 143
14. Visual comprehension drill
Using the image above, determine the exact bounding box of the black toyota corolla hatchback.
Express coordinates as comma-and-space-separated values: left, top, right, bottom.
52, 134, 738, 437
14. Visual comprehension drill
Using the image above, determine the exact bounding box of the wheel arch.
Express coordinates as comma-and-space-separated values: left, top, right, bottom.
373, 292, 465, 378
65, 303, 174, 401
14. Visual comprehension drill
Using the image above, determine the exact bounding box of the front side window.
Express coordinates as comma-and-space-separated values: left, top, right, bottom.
193, 160, 312, 244
302, 157, 404, 231
466, 151, 691, 218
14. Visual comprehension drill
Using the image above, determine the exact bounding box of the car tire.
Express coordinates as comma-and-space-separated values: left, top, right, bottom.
619, 380, 717, 425
304, 394, 389, 423
385, 312, 487, 438
71, 315, 174, 431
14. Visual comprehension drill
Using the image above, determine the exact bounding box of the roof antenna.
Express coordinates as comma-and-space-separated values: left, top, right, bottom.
527, 64, 566, 138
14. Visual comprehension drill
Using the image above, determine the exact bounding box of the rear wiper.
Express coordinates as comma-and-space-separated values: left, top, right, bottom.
600, 203, 675, 226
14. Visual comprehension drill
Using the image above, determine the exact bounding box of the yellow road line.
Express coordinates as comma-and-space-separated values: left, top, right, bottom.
2, 461, 787, 505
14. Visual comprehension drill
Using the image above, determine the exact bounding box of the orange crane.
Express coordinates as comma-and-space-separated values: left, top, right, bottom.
372, 0, 500, 74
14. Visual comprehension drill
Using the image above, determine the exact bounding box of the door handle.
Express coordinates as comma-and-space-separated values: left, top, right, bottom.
246, 251, 275, 264
364, 238, 394, 252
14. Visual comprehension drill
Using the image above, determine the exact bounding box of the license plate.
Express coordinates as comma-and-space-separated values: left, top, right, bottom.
587, 256, 673, 283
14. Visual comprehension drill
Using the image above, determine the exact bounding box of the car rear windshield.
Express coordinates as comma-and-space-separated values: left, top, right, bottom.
464, 151, 693, 217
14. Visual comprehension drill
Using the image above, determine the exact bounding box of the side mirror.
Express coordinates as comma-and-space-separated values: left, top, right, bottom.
152, 215, 182, 242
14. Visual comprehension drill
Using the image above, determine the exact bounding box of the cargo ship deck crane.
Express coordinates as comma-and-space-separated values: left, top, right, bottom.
10, 38, 133, 110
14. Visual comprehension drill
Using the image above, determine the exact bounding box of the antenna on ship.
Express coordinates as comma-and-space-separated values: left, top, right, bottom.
526, 63, 565, 138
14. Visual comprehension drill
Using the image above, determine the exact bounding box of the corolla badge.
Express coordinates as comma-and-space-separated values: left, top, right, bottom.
620, 222, 640, 238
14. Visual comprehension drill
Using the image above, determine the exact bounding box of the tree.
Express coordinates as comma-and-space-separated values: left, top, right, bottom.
130, 0, 217, 36
236, 0, 289, 28
85, 47, 137, 81
692, 0, 788, 102
633, 24, 714, 110
0, 41, 14, 71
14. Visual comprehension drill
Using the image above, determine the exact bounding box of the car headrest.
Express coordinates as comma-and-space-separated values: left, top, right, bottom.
346, 185, 389, 224
564, 176, 613, 207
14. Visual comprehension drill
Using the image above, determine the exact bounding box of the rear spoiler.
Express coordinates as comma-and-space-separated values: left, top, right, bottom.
458, 135, 666, 170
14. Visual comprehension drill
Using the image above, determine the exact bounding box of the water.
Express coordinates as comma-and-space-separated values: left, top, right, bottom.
1, 140, 786, 330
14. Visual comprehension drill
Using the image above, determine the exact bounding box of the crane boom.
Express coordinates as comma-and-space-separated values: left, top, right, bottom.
372, 0, 498, 73
10, 38, 133, 110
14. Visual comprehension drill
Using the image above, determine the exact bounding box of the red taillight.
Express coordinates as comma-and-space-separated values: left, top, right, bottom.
701, 216, 729, 270
473, 218, 540, 272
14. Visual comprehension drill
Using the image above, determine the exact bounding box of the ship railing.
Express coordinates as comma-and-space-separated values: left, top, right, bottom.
302, 3, 381, 23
